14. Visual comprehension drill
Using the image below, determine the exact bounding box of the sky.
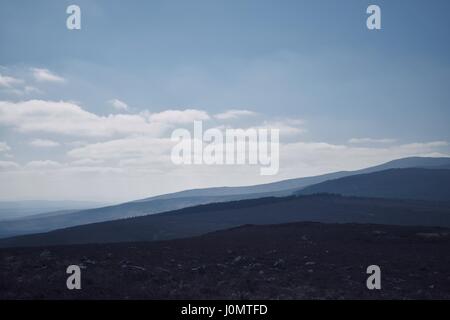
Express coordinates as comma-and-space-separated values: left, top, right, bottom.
0, 0, 450, 202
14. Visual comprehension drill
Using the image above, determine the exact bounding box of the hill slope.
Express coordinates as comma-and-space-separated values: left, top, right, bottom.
137, 156, 450, 200
2, 194, 450, 248
298, 168, 450, 201
2, 157, 449, 239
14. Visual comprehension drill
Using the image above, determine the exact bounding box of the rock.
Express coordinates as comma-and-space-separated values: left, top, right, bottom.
155, 267, 170, 274
191, 265, 206, 274
119, 259, 131, 266
129, 265, 146, 271
416, 232, 443, 239
232, 256, 243, 264
273, 259, 286, 269
217, 280, 227, 287
247, 263, 262, 270
39, 250, 51, 258
4, 256, 15, 262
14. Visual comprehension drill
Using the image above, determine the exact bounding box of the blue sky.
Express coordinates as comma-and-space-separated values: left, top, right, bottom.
0, 0, 449, 201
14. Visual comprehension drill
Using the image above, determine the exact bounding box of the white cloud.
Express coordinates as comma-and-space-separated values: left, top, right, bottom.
66, 141, 89, 147
247, 118, 305, 139
7, 85, 43, 96
264, 119, 305, 137
23, 86, 42, 95
0, 142, 11, 153
214, 109, 257, 120
67, 136, 172, 160
0, 161, 19, 170
108, 98, 129, 111
0, 98, 448, 201
0, 100, 192, 137
31, 68, 65, 83
280, 140, 450, 176
0, 73, 23, 88
30, 139, 60, 148
348, 137, 397, 144
70, 158, 104, 166
0, 73, 43, 95
25, 160, 63, 169
1, 136, 448, 201
63, 118, 450, 181
145, 109, 210, 124
400, 141, 448, 149
61, 166, 124, 174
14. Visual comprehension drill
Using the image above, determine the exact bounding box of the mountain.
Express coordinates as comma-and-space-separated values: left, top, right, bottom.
0, 192, 290, 239
1, 156, 449, 239
0, 200, 107, 221
2, 194, 450, 248
297, 168, 450, 202
138, 157, 450, 200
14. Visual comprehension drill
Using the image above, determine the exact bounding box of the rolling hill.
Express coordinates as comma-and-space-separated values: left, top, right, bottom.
0, 200, 108, 221
1, 156, 449, 239
2, 194, 450, 248
137, 156, 450, 200
297, 168, 450, 201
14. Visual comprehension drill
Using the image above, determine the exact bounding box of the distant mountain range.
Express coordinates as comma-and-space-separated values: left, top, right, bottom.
0, 191, 302, 239
138, 156, 450, 199
2, 193, 450, 248
0, 200, 108, 221
0, 156, 450, 245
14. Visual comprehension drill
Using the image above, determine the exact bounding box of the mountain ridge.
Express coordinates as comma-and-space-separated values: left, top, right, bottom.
1, 156, 449, 239
298, 168, 450, 201
2, 192, 450, 248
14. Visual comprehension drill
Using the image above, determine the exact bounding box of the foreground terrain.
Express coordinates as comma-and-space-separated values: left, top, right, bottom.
1, 222, 450, 299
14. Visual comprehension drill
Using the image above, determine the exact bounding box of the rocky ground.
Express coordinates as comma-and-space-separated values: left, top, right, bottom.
1, 222, 450, 299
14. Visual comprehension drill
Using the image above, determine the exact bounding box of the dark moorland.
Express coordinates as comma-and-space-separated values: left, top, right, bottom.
1, 222, 449, 299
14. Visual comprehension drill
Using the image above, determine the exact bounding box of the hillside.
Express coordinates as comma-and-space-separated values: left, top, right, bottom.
137, 156, 450, 201
2, 156, 449, 239
298, 168, 450, 201
0, 200, 107, 221
0, 192, 291, 239
2, 194, 450, 248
